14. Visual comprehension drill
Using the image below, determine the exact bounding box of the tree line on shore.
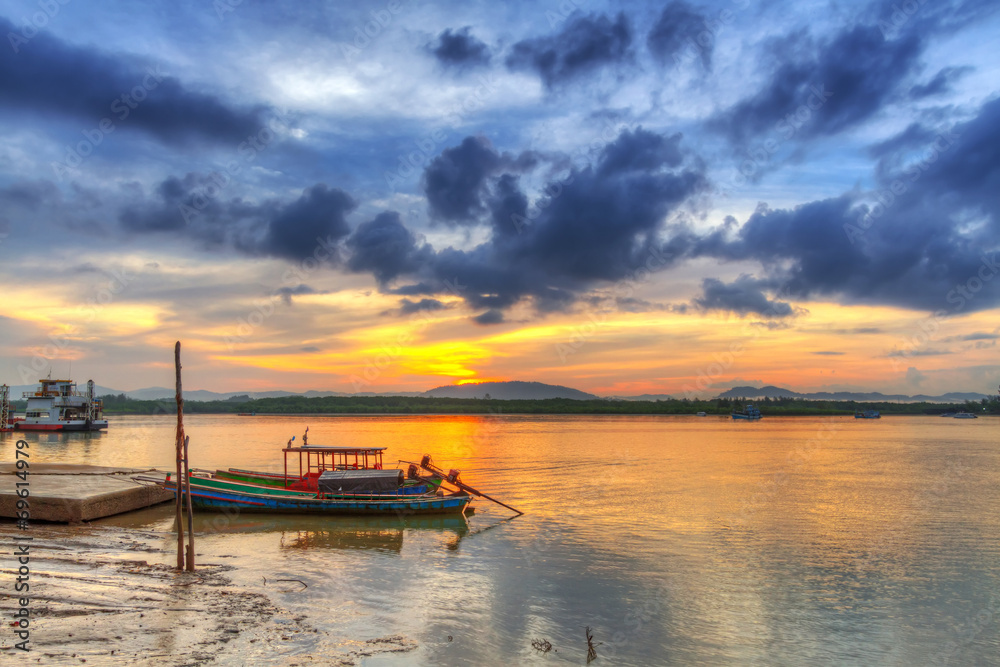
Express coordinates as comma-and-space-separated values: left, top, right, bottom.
83, 393, 1000, 416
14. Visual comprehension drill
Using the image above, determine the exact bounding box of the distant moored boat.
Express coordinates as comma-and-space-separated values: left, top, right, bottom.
732, 404, 762, 420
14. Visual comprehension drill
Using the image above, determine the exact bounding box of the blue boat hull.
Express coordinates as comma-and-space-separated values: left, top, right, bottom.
171, 485, 473, 516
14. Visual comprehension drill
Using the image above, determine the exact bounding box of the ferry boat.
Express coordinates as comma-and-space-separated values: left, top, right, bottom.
16, 378, 108, 431
952, 412, 978, 419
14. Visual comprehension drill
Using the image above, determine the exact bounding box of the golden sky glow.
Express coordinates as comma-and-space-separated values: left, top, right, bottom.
3, 257, 997, 397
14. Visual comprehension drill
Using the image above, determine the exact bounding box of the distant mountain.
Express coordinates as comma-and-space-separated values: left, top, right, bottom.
108, 387, 427, 401
423, 381, 598, 400
715, 385, 991, 403
606, 394, 674, 401
716, 385, 800, 399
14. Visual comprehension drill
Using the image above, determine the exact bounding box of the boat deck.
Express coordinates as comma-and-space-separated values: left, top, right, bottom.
0, 463, 172, 523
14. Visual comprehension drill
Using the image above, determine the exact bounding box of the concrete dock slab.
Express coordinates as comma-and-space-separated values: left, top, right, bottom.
0, 463, 172, 523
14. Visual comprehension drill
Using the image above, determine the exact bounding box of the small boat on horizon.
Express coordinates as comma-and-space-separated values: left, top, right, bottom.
732, 404, 762, 420
952, 412, 979, 419
854, 409, 881, 419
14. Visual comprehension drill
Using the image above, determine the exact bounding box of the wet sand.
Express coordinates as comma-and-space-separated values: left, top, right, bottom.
0, 521, 417, 665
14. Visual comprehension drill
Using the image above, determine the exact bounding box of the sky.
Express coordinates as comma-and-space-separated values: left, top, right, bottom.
0, 0, 998, 397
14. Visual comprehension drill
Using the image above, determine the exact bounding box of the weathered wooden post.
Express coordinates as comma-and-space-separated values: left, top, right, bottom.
174, 341, 185, 570
183, 434, 195, 571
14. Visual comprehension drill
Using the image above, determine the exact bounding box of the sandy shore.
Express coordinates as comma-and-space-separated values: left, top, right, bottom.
0, 521, 417, 665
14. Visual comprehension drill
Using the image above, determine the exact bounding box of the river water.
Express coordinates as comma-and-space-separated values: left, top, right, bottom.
4, 414, 999, 664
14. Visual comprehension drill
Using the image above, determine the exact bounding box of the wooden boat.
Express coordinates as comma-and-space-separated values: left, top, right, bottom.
854, 409, 881, 419
158, 474, 473, 515
732, 404, 762, 420
137, 437, 497, 516
137, 430, 522, 517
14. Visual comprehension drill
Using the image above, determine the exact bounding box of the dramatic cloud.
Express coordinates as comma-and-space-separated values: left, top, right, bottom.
386, 127, 706, 318
693, 276, 795, 318
422, 137, 504, 222
647, 1, 713, 69
429, 27, 491, 68
346, 211, 431, 284
264, 185, 355, 261
697, 97, 1000, 313
506, 12, 633, 89
713, 24, 923, 145
120, 177, 354, 262
0, 17, 267, 145
421, 137, 538, 223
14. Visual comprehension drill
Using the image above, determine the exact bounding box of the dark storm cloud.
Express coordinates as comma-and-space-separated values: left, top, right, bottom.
0, 16, 267, 144
487, 173, 529, 238
264, 184, 355, 261
695, 98, 1000, 313
378, 127, 707, 316
105, 93, 999, 321
429, 27, 491, 68
119, 176, 355, 262
421, 137, 539, 223
647, 1, 713, 69
505, 12, 632, 89
693, 276, 795, 318
346, 211, 431, 284
712, 24, 923, 145
422, 137, 503, 222
511, 130, 701, 283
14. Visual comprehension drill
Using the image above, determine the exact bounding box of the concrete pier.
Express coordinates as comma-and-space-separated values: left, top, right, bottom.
0, 463, 171, 523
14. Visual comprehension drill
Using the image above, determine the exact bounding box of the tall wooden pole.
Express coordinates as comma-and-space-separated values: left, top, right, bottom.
183, 434, 195, 571
174, 342, 185, 570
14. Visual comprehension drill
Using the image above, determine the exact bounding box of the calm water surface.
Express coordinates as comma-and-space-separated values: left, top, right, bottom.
4, 414, 999, 665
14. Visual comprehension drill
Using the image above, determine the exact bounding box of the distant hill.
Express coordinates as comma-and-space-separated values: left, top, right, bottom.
423, 381, 598, 400
716, 385, 800, 399
715, 385, 992, 403
112, 387, 425, 401
606, 394, 674, 401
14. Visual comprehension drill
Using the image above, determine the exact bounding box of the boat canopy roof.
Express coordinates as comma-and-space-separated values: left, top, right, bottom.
283, 445, 387, 453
